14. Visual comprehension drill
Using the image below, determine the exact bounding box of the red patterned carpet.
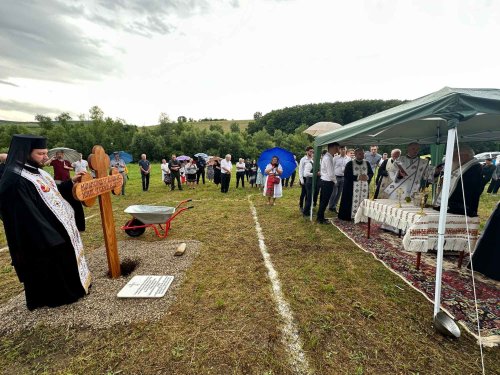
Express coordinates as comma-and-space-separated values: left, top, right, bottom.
332, 218, 500, 343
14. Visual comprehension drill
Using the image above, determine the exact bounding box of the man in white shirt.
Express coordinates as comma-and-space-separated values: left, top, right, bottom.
220, 154, 232, 193
328, 145, 350, 212
317, 142, 339, 224
72, 153, 88, 174
298, 146, 314, 211
302, 155, 315, 217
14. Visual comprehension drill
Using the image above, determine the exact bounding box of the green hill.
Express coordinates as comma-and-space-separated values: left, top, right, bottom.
0, 119, 251, 133
0, 120, 40, 128
145, 119, 251, 132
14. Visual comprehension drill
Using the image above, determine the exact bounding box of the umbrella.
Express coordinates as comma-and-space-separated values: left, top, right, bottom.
177, 155, 190, 161
109, 151, 133, 164
48, 147, 81, 164
257, 147, 297, 179
303, 122, 342, 137
194, 152, 208, 159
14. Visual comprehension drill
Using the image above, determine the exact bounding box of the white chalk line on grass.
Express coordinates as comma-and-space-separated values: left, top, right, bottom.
248, 197, 312, 375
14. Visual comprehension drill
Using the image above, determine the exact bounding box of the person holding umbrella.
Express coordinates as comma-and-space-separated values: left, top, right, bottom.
263, 156, 283, 205
45, 150, 73, 183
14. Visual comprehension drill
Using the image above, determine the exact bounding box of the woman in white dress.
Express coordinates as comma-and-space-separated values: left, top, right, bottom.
263, 156, 283, 205
160, 159, 170, 185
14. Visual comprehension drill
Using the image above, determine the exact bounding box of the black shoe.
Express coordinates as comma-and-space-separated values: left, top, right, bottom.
328, 208, 337, 213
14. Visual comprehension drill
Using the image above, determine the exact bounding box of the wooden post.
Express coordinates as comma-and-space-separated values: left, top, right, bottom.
72, 145, 123, 278
457, 251, 465, 268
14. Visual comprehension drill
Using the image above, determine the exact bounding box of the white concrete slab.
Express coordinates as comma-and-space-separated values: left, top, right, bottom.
117, 275, 174, 298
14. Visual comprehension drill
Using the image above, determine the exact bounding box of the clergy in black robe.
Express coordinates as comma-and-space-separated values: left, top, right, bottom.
338, 149, 374, 221
434, 145, 482, 217
469, 202, 500, 281
374, 158, 388, 199
0, 135, 91, 310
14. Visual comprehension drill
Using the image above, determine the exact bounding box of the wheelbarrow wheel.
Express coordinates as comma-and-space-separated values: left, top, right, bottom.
124, 219, 146, 237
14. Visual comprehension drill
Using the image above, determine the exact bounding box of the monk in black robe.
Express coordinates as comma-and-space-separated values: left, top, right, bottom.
469, 202, 500, 281
434, 145, 482, 217
0, 135, 91, 310
338, 148, 374, 221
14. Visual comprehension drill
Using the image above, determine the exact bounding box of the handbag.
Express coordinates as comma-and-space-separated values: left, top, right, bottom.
164, 173, 172, 184
273, 176, 280, 184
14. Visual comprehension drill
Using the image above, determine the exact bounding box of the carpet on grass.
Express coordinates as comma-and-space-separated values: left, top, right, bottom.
332, 218, 500, 345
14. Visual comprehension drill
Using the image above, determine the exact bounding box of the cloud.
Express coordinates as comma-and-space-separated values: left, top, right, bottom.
0, 99, 66, 117
0, 80, 18, 87
81, 0, 213, 37
0, 1, 120, 83
0, 0, 221, 82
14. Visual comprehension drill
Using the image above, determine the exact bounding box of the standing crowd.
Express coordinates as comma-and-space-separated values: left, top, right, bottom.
298, 142, 491, 225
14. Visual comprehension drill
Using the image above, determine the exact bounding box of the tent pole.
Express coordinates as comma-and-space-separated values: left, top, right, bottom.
310, 146, 321, 221
433, 126, 457, 317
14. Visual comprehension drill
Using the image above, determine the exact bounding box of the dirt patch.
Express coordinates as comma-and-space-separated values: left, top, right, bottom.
0, 240, 200, 333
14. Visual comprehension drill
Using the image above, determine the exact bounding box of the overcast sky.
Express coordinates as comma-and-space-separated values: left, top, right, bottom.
1, 0, 499, 125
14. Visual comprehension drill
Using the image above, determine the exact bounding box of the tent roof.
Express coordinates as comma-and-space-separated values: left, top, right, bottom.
315, 87, 500, 147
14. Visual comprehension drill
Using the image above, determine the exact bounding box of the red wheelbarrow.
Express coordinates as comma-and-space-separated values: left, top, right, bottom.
121, 199, 193, 238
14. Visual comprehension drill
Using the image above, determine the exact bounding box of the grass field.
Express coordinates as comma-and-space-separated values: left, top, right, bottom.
0, 165, 499, 374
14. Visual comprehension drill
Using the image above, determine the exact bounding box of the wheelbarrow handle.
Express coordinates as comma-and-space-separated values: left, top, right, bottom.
175, 198, 192, 209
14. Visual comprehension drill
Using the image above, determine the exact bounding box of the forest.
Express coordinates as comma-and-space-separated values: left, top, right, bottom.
1, 100, 497, 161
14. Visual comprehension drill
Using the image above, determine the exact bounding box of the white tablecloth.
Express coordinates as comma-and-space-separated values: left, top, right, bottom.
354, 199, 479, 253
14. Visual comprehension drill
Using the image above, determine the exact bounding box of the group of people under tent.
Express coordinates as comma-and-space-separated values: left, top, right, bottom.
298, 142, 486, 224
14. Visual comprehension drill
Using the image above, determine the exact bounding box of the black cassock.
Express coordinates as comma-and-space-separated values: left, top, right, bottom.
447, 163, 482, 217
1, 164, 86, 310
469, 202, 500, 281
338, 160, 373, 221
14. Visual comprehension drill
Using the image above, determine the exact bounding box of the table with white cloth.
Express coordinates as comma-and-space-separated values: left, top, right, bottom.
354, 199, 480, 268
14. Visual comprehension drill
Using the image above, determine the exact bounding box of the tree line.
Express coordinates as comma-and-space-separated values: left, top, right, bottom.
1, 101, 497, 161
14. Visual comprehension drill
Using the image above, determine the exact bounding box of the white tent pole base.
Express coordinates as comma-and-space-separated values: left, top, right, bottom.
433, 126, 457, 317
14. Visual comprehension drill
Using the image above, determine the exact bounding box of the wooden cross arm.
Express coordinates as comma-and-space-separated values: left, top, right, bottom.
73, 172, 123, 205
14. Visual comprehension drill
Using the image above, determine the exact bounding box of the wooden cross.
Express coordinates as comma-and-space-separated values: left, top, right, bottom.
72, 145, 123, 278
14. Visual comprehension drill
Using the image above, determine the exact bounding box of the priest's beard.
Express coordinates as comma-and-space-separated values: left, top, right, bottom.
27, 157, 44, 168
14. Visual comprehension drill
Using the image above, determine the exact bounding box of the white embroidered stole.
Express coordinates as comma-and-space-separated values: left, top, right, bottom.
21, 169, 91, 293
352, 161, 369, 219
384, 157, 428, 197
